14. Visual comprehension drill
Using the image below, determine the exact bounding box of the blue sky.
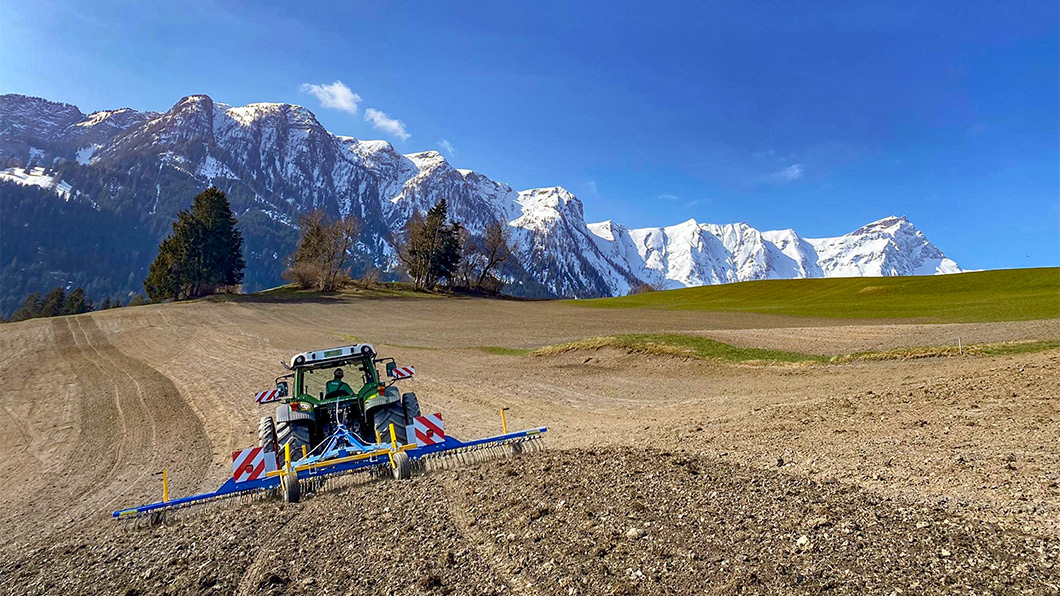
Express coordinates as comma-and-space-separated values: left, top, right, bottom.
4, 1, 1058, 269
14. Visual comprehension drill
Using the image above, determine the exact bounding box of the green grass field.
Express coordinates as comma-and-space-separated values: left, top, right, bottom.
532, 334, 1060, 365
534, 334, 828, 363
477, 346, 533, 356
572, 268, 1060, 323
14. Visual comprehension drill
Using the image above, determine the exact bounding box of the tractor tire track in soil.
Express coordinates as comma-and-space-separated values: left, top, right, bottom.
0, 316, 211, 554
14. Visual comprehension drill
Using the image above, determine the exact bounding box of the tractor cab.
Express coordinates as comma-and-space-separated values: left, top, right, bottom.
292, 351, 377, 402
258, 344, 421, 461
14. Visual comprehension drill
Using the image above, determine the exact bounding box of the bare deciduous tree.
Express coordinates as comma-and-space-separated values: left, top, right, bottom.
284, 210, 360, 291
475, 222, 514, 291
457, 222, 514, 294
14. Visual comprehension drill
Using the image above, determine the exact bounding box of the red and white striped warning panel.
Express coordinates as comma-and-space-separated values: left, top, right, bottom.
407, 413, 445, 447
254, 389, 281, 404
390, 366, 415, 379
231, 446, 277, 483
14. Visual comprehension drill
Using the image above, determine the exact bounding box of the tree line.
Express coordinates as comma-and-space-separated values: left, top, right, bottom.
7, 286, 93, 322
5, 187, 514, 322
4, 286, 154, 323
285, 197, 513, 294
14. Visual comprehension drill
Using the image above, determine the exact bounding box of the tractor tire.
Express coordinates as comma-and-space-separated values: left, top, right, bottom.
403, 392, 422, 420
391, 451, 411, 480
373, 393, 421, 445
258, 416, 278, 461
276, 419, 311, 463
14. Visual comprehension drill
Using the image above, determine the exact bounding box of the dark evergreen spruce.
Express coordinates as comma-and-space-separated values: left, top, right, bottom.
144, 187, 245, 301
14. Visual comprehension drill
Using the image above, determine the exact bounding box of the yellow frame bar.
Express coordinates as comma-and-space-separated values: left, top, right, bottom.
265, 443, 416, 478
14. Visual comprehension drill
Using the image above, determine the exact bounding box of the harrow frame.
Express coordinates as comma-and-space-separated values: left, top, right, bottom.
112, 426, 546, 520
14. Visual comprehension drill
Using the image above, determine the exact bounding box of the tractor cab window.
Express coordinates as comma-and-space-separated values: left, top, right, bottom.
304, 366, 351, 399
354, 358, 376, 385
302, 360, 375, 399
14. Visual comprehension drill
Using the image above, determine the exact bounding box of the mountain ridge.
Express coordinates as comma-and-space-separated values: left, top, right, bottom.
0, 92, 961, 306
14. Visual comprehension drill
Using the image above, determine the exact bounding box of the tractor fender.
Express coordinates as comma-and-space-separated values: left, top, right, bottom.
275, 403, 314, 423
363, 385, 401, 414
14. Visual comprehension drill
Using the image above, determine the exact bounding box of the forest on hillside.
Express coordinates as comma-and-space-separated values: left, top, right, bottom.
0, 182, 157, 317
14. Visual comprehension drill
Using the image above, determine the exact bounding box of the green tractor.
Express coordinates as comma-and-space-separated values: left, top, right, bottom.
257, 344, 420, 461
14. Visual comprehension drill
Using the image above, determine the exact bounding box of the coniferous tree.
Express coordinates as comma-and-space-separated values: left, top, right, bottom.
10, 292, 42, 322
40, 287, 66, 318
194, 187, 246, 291
144, 187, 245, 301
61, 287, 92, 315
433, 219, 463, 289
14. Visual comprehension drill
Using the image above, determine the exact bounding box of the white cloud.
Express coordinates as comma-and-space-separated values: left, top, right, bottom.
299, 80, 362, 114
658, 193, 678, 201
766, 164, 804, 185
685, 198, 711, 208
585, 181, 599, 195
438, 138, 455, 155
364, 108, 410, 141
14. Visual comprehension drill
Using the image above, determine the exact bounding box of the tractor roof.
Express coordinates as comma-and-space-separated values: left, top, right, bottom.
289, 344, 376, 369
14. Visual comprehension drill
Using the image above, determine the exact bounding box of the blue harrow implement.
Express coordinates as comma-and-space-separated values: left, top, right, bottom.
113, 420, 547, 521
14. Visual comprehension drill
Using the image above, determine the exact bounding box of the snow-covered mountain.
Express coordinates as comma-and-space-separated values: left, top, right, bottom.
0, 92, 962, 300
588, 215, 960, 292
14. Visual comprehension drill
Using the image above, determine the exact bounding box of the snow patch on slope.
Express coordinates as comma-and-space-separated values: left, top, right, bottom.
0, 166, 73, 199
75, 145, 100, 165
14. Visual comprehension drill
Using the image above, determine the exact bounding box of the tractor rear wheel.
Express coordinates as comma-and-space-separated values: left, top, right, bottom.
403, 392, 422, 420
258, 417, 278, 462
373, 393, 421, 445
276, 420, 311, 463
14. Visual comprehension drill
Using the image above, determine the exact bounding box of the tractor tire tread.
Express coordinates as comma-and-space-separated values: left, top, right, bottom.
259, 416, 279, 463
373, 394, 418, 445
276, 419, 311, 462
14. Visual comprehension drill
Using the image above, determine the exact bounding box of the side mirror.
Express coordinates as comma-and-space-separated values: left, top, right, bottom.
276, 381, 289, 397
385, 362, 397, 378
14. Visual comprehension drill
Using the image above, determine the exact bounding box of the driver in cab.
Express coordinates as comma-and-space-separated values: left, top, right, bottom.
325, 368, 354, 399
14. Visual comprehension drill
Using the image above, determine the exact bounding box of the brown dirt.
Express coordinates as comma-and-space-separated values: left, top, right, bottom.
5, 450, 1057, 595
1, 295, 1058, 593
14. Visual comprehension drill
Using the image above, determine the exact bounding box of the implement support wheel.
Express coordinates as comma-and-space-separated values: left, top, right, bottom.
281, 470, 300, 503
391, 451, 411, 480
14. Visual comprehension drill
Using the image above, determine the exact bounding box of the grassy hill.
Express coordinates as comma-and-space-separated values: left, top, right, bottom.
571, 268, 1060, 323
